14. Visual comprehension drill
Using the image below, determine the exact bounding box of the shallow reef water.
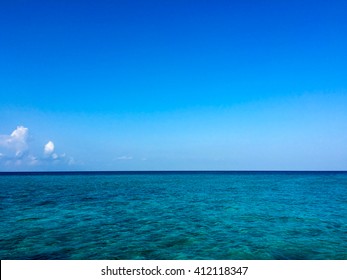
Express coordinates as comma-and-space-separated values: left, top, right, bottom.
0, 171, 346, 259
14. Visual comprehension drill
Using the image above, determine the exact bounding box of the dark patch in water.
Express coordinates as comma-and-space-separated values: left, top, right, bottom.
36, 200, 56, 207
81, 197, 95, 202
16, 217, 41, 222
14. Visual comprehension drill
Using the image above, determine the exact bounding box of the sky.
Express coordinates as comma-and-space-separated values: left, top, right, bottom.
1, 0, 347, 171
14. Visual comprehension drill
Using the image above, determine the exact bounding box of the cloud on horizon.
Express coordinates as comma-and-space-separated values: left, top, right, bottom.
0, 126, 74, 170
116, 155, 133, 160
0, 126, 29, 159
44, 140, 55, 156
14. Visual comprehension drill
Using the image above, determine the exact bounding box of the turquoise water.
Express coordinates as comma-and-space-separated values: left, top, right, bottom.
0, 171, 346, 260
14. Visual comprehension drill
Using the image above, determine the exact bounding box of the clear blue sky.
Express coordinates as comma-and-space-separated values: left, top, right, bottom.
1, 0, 346, 171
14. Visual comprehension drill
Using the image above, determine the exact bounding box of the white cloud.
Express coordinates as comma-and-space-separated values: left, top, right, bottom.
44, 141, 55, 156
0, 126, 74, 169
28, 155, 39, 166
10, 126, 28, 142
0, 126, 29, 158
116, 156, 133, 160
43, 141, 66, 161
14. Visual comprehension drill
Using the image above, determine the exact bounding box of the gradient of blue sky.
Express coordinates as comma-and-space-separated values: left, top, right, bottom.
1, 0, 347, 171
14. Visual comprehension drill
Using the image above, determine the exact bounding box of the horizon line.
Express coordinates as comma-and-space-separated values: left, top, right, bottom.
1, 170, 346, 174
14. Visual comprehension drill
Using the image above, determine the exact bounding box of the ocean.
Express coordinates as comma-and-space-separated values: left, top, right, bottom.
0, 171, 346, 260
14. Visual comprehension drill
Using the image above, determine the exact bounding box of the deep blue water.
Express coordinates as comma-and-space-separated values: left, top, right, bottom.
0, 171, 346, 260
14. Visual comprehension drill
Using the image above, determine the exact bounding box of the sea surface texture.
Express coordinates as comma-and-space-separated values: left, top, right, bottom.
0, 171, 346, 260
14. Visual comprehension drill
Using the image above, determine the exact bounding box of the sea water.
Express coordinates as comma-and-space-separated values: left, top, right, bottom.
0, 171, 346, 259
